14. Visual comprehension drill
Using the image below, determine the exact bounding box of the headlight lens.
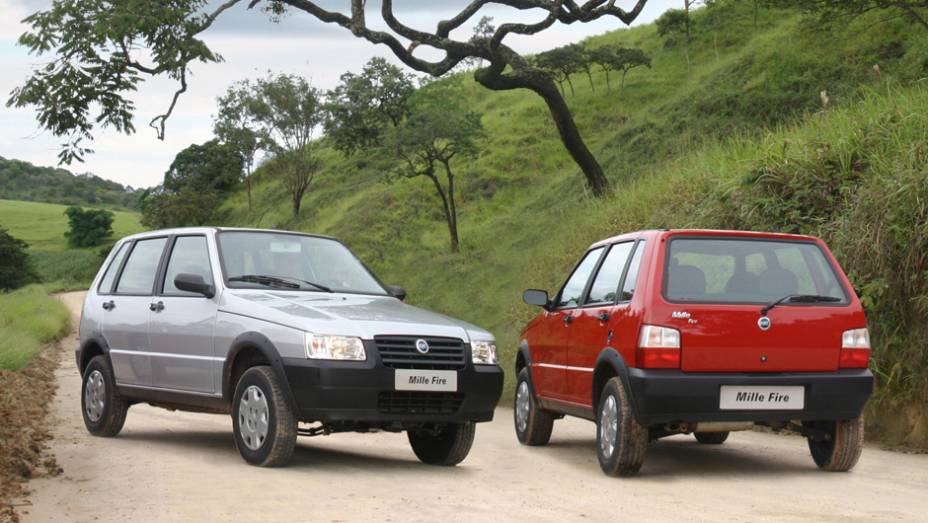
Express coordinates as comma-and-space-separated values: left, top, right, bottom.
471, 340, 498, 365
305, 333, 366, 361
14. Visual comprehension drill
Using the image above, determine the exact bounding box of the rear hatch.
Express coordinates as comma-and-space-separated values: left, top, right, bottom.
657, 235, 857, 373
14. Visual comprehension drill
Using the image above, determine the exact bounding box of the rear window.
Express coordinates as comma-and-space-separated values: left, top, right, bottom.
663, 238, 848, 304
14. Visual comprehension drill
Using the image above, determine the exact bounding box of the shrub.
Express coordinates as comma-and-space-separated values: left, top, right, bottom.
64, 206, 114, 248
0, 227, 39, 291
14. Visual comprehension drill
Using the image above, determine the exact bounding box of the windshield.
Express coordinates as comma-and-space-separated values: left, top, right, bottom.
217, 231, 388, 295
663, 238, 848, 304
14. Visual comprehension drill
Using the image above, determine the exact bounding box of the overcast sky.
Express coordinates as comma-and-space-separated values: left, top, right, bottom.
0, 0, 675, 189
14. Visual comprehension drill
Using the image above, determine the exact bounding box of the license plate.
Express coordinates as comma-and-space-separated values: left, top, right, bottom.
719, 386, 804, 410
394, 369, 458, 392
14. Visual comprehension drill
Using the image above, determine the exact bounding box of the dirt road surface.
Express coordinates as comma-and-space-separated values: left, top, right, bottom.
20, 292, 928, 522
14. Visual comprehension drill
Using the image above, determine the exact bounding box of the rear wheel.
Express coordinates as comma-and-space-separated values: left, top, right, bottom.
806, 417, 864, 472
81, 355, 129, 437
695, 431, 730, 445
513, 368, 554, 446
596, 377, 648, 477
232, 366, 297, 467
408, 423, 475, 466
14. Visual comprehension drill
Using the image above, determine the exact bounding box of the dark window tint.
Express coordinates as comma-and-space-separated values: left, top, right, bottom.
665, 238, 847, 304
621, 240, 646, 301
557, 247, 604, 308
586, 242, 634, 304
163, 237, 213, 296
97, 243, 129, 294
115, 238, 167, 295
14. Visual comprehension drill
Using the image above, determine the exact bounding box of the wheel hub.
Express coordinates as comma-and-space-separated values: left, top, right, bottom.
238, 385, 269, 451
600, 395, 618, 459
84, 370, 105, 422
515, 381, 531, 433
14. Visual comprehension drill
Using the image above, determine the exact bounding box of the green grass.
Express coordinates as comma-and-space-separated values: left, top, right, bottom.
0, 198, 144, 288
0, 285, 70, 370
213, 3, 928, 446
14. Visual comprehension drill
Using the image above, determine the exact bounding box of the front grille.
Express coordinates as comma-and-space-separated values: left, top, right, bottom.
375, 336, 466, 370
377, 392, 464, 415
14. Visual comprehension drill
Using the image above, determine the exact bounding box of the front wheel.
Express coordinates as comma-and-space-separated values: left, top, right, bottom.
81, 355, 129, 437
806, 417, 864, 472
232, 366, 297, 467
513, 368, 554, 446
596, 377, 648, 477
408, 423, 475, 466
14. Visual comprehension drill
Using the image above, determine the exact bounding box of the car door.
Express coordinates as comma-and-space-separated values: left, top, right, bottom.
566, 240, 645, 406
531, 246, 604, 401
148, 235, 220, 394
102, 237, 169, 387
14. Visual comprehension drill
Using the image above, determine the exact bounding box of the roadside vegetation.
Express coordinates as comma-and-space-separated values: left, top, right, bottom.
0, 286, 70, 371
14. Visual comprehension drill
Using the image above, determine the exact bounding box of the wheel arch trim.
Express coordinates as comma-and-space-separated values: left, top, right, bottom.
222, 332, 299, 414
593, 348, 639, 421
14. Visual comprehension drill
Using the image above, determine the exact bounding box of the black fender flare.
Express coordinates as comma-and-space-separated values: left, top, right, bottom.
222, 332, 300, 414
515, 339, 534, 388
77, 336, 113, 376
593, 348, 639, 421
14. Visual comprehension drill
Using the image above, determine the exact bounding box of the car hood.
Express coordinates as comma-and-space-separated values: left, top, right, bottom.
218, 289, 493, 342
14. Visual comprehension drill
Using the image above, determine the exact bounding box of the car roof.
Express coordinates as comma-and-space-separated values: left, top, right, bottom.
589, 229, 820, 249
117, 227, 338, 243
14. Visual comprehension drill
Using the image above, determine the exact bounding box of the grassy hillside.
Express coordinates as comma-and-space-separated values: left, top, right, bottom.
0, 156, 141, 209
0, 199, 143, 286
220, 3, 923, 446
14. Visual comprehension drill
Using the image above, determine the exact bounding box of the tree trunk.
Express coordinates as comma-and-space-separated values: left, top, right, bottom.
441, 159, 459, 253
245, 175, 253, 211
427, 169, 458, 253
292, 189, 303, 217
621, 69, 628, 90
604, 69, 611, 92
585, 69, 595, 91
475, 56, 610, 197
565, 74, 575, 96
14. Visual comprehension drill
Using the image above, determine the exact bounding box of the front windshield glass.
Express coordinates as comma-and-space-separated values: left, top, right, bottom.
218, 231, 387, 295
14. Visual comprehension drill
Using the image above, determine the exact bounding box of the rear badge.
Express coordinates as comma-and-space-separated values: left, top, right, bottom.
757, 316, 772, 331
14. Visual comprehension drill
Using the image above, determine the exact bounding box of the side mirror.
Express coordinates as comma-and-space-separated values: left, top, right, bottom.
174, 273, 215, 299
523, 289, 550, 309
386, 285, 407, 302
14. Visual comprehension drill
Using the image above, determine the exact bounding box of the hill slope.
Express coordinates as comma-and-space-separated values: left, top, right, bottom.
0, 156, 141, 209
216, 3, 927, 445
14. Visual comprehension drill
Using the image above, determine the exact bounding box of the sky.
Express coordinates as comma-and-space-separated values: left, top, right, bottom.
0, 0, 676, 189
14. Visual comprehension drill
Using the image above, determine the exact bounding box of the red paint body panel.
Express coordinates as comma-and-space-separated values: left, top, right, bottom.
521, 229, 869, 410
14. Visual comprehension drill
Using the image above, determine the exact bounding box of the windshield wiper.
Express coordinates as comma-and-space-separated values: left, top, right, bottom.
760, 294, 841, 316
229, 274, 333, 292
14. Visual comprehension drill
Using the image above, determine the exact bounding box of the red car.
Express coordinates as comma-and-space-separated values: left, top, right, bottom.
515, 229, 873, 476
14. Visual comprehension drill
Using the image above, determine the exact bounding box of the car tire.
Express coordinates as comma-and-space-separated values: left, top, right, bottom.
232, 366, 297, 467
513, 367, 554, 446
408, 422, 476, 466
81, 355, 129, 437
806, 416, 864, 472
695, 431, 730, 445
596, 377, 648, 477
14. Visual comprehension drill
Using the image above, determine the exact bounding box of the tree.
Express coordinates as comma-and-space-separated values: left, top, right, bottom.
64, 207, 114, 248
656, 9, 691, 47
0, 228, 39, 291
325, 57, 416, 155
9, 0, 654, 198
215, 87, 261, 210
763, 0, 928, 31
140, 140, 243, 228
588, 47, 652, 91
572, 45, 597, 91
386, 87, 484, 253
535, 46, 581, 96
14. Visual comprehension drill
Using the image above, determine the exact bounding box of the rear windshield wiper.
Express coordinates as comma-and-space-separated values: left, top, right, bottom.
229, 274, 333, 292
760, 294, 841, 316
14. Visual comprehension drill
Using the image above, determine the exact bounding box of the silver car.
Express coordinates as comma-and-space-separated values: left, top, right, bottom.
77, 227, 503, 467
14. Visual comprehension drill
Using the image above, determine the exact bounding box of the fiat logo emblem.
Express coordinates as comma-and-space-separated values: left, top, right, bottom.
757, 316, 772, 331
415, 339, 430, 354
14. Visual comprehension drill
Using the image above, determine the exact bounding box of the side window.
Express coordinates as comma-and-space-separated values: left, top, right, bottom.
97, 243, 129, 294
557, 247, 604, 309
585, 242, 634, 304
620, 240, 647, 301
162, 236, 214, 296
115, 238, 167, 295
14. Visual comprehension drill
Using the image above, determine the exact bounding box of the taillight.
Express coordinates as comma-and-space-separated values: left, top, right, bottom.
840, 328, 871, 368
637, 325, 681, 369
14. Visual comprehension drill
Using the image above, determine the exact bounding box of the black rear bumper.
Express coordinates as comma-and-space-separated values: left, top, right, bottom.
281, 357, 503, 425
626, 368, 874, 425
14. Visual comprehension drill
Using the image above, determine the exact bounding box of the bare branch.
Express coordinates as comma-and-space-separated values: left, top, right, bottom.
149, 67, 188, 140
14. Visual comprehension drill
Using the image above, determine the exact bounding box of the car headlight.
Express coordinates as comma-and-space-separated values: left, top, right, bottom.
471, 340, 498, 365
305, 333, 366, 361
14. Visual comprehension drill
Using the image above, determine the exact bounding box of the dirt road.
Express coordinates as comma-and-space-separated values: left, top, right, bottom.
20, 292, 928, 522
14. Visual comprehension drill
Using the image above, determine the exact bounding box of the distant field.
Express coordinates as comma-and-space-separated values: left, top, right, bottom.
0, 199, 142, 251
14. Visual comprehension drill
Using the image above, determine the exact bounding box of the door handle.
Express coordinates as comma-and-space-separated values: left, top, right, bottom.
597, 312, 610, 322
563, 315, 573, 324
102, 300, 115, 311
149, 301, 165, 312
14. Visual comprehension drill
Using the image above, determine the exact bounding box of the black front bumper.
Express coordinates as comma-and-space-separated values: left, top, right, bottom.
281, 357, 503, 425
626, 368, 874, 425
